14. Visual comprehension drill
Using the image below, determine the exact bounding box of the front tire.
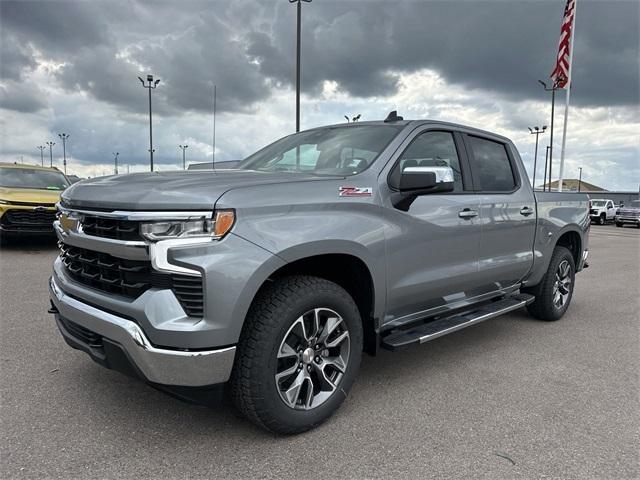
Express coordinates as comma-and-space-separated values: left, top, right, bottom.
616, 222, 623, 228
598, 214, 606, 225
526, 246, 576, 321
230, 275, 363, 434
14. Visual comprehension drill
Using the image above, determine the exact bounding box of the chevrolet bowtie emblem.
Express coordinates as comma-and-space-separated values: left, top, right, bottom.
59, 212, 79, 233
33, 206, 47, 212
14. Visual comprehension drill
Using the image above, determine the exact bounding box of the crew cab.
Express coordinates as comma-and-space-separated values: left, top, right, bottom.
589, 198, 616, 225
49, 116, 589, 434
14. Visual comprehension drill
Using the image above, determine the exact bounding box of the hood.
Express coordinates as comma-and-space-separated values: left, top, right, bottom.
619, 206, 640, 213
0, 186, 63, 205
61, 169, 340, 211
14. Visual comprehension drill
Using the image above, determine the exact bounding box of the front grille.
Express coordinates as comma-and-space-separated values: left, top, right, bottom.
589, 209, 597, 215
81, 215, 142, 241
618, 210, 640, 217
59, 243, 204, 317
2, 209, 56, 229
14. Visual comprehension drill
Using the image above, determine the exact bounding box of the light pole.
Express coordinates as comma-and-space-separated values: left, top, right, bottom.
539, 79, 562, 191
37, 145, 45, 166
113, 152, 119, 174
528, 125, 547, 189
344, 114, 361, 123
138, 74, 160, 171
578, 167, 582, 192
543, 145, 551, 191
289, 0, 312, 132
58, 133, 70, 174
46, 141, 55, 167
179, 144, 188, 170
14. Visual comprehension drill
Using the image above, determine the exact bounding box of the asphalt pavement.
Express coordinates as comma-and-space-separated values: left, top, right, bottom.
1, 225, 638, 479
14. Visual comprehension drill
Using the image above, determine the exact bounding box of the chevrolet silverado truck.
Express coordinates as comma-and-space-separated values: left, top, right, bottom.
49, 115, 590, 434
615, 199, 640, 227
589, 198, 617, 225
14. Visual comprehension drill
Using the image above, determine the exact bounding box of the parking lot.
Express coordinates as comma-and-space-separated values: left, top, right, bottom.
1, 225, 638, 479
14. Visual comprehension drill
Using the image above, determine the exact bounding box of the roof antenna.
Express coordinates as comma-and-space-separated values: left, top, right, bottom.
384, 110, 403, 122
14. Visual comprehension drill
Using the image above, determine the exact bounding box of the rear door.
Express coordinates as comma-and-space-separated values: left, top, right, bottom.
463, 134, 536, 289
382, 128, 484, 324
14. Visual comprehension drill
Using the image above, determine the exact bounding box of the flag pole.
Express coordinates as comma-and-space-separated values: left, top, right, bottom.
212, 84, 217, 170
558, 0, 578, 192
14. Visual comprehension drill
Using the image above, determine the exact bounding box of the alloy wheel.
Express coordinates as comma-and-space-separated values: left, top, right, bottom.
275, 308, 350, 410
552, 260, 572, 309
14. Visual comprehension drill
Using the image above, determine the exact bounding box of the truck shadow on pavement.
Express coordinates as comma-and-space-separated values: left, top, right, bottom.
71, 309, 541, 439
0, 235, 58, 251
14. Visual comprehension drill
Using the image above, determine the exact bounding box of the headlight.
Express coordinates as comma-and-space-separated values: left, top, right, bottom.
140, 209, 235, 241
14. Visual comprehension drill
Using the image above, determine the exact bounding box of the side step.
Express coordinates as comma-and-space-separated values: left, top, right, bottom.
381, 293, 534, 351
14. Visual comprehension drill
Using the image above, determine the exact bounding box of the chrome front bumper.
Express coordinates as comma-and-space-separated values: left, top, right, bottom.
49, 277, 236, 387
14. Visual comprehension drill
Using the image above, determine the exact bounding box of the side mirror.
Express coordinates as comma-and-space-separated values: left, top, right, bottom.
392, 166, 455, 211
399, 166, 454, 193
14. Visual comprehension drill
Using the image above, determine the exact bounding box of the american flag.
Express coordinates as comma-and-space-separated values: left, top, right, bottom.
550, 0, 577, 89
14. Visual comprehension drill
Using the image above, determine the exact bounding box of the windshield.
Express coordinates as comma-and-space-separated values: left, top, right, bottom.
238, 125, 403, 176
591, 200, 606, 207
0, 167, 70, 190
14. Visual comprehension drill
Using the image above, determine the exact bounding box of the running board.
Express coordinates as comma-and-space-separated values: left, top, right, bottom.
381, 293, 535, 351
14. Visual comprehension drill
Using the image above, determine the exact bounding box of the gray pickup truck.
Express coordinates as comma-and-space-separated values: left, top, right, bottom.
49, 114, 590, 433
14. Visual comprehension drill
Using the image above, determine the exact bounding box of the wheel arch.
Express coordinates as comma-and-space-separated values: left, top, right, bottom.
555, 229, 582, 268
236, 241, 382, 356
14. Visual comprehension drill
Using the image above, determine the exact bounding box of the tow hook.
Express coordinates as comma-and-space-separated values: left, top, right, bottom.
47, 301, 59, 314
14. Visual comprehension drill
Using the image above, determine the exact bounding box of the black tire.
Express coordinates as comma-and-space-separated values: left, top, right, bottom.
230, 275, 363, 434
526, 246, 576, 321
616, 222, 623, 228
598, 214, 605, 225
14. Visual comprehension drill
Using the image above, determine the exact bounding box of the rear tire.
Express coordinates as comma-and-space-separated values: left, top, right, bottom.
230, 275, 363, 434
526, 246, 576, 321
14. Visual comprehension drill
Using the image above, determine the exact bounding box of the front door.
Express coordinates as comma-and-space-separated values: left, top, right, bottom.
382, 129, 483, 326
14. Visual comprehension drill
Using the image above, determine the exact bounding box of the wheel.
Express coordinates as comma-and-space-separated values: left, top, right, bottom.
230, 275, 363, 434
616, 222, 623, 228
526, 246, 576, 321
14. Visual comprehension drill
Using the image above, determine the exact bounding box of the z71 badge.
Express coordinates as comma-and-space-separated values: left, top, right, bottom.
339, 186, 373, 197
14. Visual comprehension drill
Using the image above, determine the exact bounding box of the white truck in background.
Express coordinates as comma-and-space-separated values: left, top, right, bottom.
589, 199, 617, 225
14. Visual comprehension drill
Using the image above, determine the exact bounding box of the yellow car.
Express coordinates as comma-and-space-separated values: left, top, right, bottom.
0, 163, 71, 241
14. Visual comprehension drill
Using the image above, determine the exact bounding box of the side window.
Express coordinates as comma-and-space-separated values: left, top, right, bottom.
467, 136, 516, 192
397, 131, 464, 192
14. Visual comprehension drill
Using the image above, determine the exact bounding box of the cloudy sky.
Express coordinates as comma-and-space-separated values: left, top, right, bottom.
1, 0, 638, 189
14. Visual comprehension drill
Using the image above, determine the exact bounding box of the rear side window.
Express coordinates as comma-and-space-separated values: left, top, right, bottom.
467, 136, 516, 192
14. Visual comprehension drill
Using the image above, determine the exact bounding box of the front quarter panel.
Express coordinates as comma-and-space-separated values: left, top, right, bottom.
215, 175, 387, 321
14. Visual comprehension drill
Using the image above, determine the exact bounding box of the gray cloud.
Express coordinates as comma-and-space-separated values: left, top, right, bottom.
0, 81, 47, 113
2, 0, 638, 117
0, 0, 638, 189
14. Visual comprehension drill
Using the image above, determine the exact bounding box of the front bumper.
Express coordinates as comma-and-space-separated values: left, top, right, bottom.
615, 215, 640, 224
49, 276, 236, 387
0, 205, 57, 234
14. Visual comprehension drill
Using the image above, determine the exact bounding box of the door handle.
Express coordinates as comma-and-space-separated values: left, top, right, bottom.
520, 206, 535, 216
458, 208, 478, 219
